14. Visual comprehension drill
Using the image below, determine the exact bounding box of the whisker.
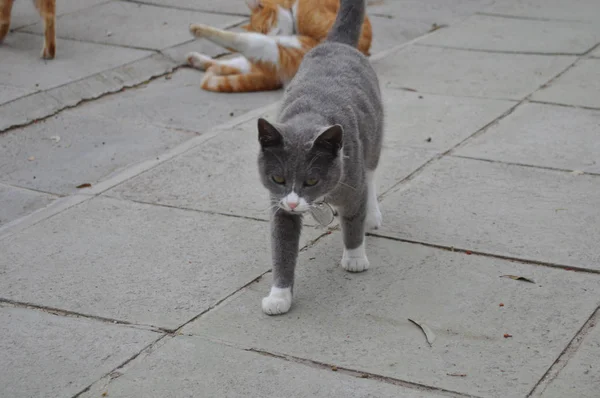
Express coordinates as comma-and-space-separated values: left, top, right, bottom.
338, 181, 357, 191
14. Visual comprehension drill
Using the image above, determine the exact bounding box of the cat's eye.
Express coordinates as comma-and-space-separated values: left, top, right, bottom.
272, 175, 285, 184
305, 178, 319, 186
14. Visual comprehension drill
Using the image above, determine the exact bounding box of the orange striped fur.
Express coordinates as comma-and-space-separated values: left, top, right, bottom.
187, 0, 372, 93
0, 0, 56, 59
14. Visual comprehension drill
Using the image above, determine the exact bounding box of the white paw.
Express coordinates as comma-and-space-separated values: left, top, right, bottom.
365, 206, 382, 231
341, 245, 370, 272
189, 23, 208, 38
186, 52, 211, 70
262, 286, 292, 315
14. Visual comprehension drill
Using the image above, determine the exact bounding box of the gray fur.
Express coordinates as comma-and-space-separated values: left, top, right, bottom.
257, 0, 383, 314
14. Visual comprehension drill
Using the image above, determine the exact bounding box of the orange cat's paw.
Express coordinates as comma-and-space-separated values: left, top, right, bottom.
41, 44, 55, 59
189, 23, 208, 38
186, 52, 212, 70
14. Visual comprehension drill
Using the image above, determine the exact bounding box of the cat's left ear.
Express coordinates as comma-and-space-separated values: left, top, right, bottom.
313, 125, 343, 155
258, 118, 284, 149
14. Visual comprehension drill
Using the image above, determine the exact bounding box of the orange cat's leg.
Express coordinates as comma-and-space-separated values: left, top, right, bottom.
201, 70, 282, 93
186, 52, 252, 76
34, 0, 56, 59
0, 0, 14, 43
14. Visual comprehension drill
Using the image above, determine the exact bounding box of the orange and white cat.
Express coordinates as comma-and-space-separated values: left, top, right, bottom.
0, 0, 56, 59
186, 0, 372, 92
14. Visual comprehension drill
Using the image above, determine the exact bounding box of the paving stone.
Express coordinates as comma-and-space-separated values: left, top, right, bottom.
381, 90, 514, 151
8, 0, 109, 29
82, 336, 446, 398
0, 112, 196, 195
0, 84, 34, 106
184, 234, 600, 397
72, 68, 281, 133
379, 156, 600, 271
591, 46, 600, 58
139, 0, 251, 15
456, 102, 600, 173
0, 305, 158, 398
540, 321, 600, 398
106, 96, 436, 220
0, 53, 177, 132
375, 45, 575, 100
420, 15, 600, 54
0, 32, 151, 93
0, 196, 321, 330
367, 0, 493, 24
531, 59, 600, 109
0, 183, 57, 227
485, 0, 600, 22
368, 15, 431, 55
23, 1, 243, 51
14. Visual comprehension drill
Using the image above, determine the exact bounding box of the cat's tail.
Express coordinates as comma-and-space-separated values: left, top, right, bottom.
326, 0, 366, 48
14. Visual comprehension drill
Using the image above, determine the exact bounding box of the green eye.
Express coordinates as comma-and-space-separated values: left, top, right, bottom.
272, 175, 285, 184
305, 178, 319, 186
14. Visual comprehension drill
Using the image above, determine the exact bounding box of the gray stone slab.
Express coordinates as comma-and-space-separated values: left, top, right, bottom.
485, 0, 600, 22
0, 196, 321, 330
0, 112, 196, 195
82, 336, 446, 398
0, 83, 34, 105
0, 32, 151, 92
0, 53, 177, 132
368, 15, 431, 56
72, 68, 281, 133
0, 183, 57, 226
375, 45, 575, 100
184, 234, 600, 397
23, 1, 243, 51
382, 90, 515, 151
368, 0, 493, 24
591, 45, 600, 58
0, 305, 158, 398
420, 15, 600, 54
380, 156, 600, 270
106, 99, 435, 220
8, 0, 109, 29
531, 59, 600, 109
540, 322, 600, 398
456, 102, 600, 173
138, 0, 251, 15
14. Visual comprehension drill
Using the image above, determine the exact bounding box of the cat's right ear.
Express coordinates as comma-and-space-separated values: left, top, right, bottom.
258, 118, 283, 149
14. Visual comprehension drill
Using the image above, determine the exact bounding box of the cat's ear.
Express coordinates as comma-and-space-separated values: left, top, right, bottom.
258, 118, 283, 149
313, 125, 343, 155
245, 0, 261, 10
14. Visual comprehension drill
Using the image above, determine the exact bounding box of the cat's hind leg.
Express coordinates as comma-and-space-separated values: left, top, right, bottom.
201, 69, 282, 92
0, 0, 14, 43
187, 53, 251, 75
365, 169, 382, 231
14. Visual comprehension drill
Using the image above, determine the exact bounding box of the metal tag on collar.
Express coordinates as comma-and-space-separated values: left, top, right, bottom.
310, 202, 335, 226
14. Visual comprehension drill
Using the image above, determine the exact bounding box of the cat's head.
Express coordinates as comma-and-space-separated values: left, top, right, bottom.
242, 0, 295, 36
257, 118, 344, 214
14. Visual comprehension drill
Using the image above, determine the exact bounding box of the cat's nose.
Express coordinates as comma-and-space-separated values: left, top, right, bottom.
288, 201, 298, 210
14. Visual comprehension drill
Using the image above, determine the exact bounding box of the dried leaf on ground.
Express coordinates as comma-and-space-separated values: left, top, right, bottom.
27, 156, 35, 161
500, 275, 535, 283
408, 318, 436, 346
331, 365, 338, 371
504, 333, 513, 338
76, 183, 92, 189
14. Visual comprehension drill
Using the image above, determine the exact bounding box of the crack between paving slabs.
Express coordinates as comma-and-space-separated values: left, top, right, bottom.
450, 155, 600, 177
414, 43, 589, 57
527, 306, 600, 397
186, 336, 480, 398
368, 232, 600, 275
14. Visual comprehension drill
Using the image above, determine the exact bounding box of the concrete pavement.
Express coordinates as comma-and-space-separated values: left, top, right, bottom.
1, 1, 599, 397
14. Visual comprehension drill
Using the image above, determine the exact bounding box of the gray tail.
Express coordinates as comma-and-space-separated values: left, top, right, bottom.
326, 0, 365, 48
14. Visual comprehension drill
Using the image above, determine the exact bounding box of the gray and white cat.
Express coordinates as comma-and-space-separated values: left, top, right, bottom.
257, 0, 383, 315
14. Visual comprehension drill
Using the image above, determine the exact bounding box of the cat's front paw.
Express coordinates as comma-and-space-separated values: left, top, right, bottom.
341, 246, 370, 272
365, 206, 382, 231
262, 286, 292, 315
